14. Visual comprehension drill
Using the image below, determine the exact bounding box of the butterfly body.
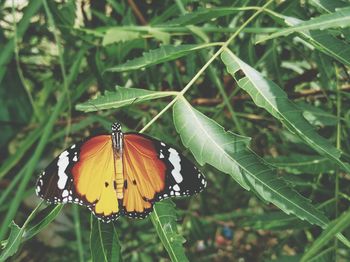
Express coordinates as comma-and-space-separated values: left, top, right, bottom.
36, 122, 206, 222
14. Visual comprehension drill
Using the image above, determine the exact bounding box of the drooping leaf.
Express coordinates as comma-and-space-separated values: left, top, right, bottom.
102, 28, 141, 46
0, 222, 21, 262
90, 217, 122, 262
301, 209, 350, 262
150, 200, 188, 262
106, 44, 218, 72
76, 87, 178, 112
221, 49, 350, 174
261, 6, 350, 42
173, 97, 328, 227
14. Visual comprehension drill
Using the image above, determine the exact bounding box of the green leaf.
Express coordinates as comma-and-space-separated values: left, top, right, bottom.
23, 205, 63, 241
310, 0, 348, 13
161, 7, 244, 26
0, 222, 21, 262
268, 14, 350, 66
106, 44, 218, 72
148, 28, 170, 44
240, 211, 310, 230
296, 101, 338, 127
90, 217, 122, 262
173, 97, 328, 227
76, 87, 178, 112
266, 154, 337, 175
102, 28, 141, 46
261, 6, 350, 42
150, 200, 189, 262
301, 209, 350, 262
221, 49, 350, 174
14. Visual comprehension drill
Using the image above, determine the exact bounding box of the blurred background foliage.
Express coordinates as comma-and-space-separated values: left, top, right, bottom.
1, 0, 350, 261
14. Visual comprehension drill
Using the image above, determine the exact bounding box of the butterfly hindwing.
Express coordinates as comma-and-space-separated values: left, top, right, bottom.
154, 140, 207, 200
122, 133, 207, 218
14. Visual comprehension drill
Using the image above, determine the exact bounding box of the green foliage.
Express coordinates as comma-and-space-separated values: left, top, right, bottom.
173, 97, 329, 227
150, 201, 188, 262
90, 217, 122, 262
0, 222, 21, 262
106, 44, 218, 72
261, 6, 350, 42
76, 87, 178, 112
1, 0, 350, 261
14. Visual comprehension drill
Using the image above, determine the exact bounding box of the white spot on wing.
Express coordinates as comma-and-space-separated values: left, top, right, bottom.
159, 150, 164, 159
62, 189, 69, 197
168, 148, 183, 183
73, 155, 78, 162
173, 184, 180, 191
71, 144, 76, 149
57, 151, 69, 190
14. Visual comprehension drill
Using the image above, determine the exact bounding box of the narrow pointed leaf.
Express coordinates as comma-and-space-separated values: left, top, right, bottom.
261, 6, 350, 42
266, 154, 337, 175
301, 209, 350, 262
106, 44, 217, 72
23, 205, 63, 241
173, 97, 328, 227
150, 201, 188, 262
161, 7, 244, 26
0, 222, 21, 262
221, 49, 350, 174
265, 14, 350, 66
102, 28, 141, 46
90, 217, 122, 262
76, 87, 178, 112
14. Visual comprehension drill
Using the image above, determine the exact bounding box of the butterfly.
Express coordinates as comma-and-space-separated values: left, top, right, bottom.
36, 122, 207, 222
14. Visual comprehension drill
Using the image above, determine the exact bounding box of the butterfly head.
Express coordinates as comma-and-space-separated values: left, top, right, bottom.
111, 122, 122, 133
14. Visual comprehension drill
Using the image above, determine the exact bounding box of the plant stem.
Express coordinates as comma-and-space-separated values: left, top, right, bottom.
140, 0, 274, 133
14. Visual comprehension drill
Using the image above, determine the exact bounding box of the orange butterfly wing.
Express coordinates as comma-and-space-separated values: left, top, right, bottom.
122, 134, 167, 218
37, 135, 121, 222
122, 133, 206, 219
